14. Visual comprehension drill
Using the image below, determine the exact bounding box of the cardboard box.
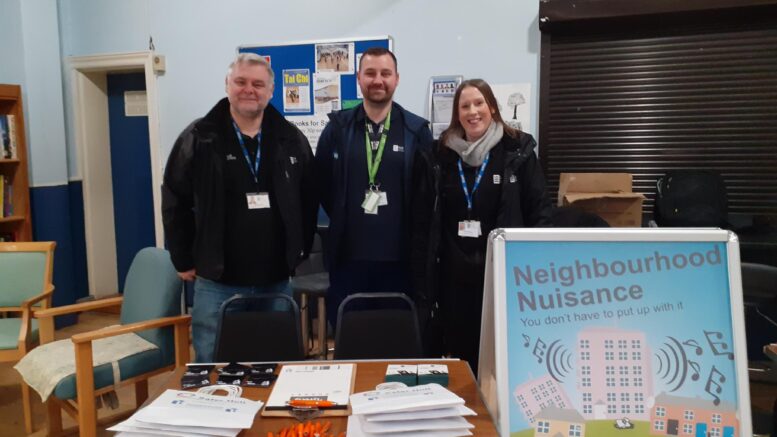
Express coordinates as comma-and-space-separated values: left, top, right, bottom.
558, 173, 645, 227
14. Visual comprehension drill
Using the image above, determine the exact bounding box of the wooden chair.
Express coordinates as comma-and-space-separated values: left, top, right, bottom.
0, 241, 56, 433
30, 247, 190, 437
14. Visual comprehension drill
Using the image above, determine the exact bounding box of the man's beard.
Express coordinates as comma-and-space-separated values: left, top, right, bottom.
364, 88, 393, 105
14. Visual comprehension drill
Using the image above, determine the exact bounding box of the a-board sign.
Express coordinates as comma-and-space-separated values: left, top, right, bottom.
479, 228, 751, 437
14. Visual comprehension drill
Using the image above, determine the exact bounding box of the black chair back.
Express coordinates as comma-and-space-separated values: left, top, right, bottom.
214, 293, 304, 362
334, 292, 424, 360
741, 262, 777, 361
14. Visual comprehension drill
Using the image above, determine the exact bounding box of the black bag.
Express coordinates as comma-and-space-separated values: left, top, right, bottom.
654, 170, 728, 227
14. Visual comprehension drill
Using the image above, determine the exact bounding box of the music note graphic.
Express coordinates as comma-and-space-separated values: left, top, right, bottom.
682, 339, 703, 356
533, 338, 547, 363
522, 334, 531, 348
704, 366, 726, 406
704, 330, 734, 360
688, 360, 701, 382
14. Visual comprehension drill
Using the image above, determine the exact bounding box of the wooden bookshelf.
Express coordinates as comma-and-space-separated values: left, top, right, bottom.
0, 84, 32, 242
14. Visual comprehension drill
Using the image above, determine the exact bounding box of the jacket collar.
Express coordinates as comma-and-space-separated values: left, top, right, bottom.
328, 101, 429, 135
196, 98, 296, 141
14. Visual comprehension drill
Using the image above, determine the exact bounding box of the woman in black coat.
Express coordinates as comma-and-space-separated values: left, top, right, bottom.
411, 79, 552, 373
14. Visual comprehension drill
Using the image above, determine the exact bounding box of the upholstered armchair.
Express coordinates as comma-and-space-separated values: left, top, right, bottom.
16, 247, 190, 436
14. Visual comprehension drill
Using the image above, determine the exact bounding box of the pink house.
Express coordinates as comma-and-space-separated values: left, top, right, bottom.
513, 374, 574, 425
650, 392, 738, 436
534, 406, 586, 437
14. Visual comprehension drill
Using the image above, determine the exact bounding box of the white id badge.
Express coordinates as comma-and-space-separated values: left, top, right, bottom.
362, 190, 380, 214
457, 220, 481, 238
246, 192, 270, 209
378, 191, 388, 206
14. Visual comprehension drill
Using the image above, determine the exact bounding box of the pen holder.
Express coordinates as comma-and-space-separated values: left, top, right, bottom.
289, 406, 322, 422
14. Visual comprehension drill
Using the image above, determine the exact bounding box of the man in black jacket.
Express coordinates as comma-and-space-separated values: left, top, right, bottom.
162, 53, 316, 362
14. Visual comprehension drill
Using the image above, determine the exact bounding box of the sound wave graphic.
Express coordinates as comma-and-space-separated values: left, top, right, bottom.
546, 340, 572, 383
654, 336, 701, 392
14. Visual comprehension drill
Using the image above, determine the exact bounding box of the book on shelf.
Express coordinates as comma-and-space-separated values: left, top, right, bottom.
0, 175, 4, 217
2, 175, 12, 217
1, 114, 17, 159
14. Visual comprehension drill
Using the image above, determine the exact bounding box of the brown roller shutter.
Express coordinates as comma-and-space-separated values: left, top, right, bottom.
539, 4, 777, 218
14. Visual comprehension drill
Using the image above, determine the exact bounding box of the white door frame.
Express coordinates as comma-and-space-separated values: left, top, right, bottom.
68, 51, 163, 297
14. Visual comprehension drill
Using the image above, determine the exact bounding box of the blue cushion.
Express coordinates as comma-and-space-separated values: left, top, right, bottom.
0, 319, 38, 350
52, 347, 173, 400
52, 248, 182, 400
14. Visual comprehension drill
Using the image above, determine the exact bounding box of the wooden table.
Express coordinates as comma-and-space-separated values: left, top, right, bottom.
156, 359, 498, 436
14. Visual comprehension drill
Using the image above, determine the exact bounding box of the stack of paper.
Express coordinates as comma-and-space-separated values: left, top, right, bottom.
347, 383, 476, 437
108, 389, 263, 436
265, 363, 353, 411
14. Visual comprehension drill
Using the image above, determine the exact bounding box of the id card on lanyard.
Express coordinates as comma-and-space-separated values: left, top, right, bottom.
457, 153, 490, 238
232, 120, 270, 210
361, 111, 391, 214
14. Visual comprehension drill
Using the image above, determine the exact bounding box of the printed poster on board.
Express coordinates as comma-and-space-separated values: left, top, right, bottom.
315, 42, 354, 74
282, 69, 311, 113
313, 73, 341, 115
499, 237, 745, 437
490, 83, 530, 134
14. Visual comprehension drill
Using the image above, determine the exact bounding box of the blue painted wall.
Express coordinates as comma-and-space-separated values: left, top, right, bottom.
57, 0, 542, 177
0, 1, 25, 85
30, 181, 89, 326
2, 1, 541, 321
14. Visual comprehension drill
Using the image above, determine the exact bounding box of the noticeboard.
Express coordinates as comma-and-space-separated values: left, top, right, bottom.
479, 228, 751, 437
239, 36, 392, 148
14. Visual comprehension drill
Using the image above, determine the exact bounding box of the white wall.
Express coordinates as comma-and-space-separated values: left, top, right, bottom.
58, 0, 541, 178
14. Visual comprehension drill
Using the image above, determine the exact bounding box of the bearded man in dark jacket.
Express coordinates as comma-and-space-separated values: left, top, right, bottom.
314, 47, 433, 327
162, 53, 316, 362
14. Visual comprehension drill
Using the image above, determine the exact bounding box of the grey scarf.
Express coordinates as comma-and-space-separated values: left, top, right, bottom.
444, 122, 503, 167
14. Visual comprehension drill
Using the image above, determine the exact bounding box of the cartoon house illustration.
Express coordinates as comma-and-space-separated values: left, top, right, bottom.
514, 375, 574, 425
577, 327, 654, 420
534, 406, 586, 437
650, 392, 738, 437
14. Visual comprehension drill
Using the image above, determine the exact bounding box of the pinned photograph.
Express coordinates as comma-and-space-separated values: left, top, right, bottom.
491, 83, 531, 133
314, 73, 341, 114
315, 42, 354, 74
282, 69, 311, 113
356, 53, 364, 99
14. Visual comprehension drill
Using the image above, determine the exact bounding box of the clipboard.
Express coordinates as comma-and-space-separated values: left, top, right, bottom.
262, 363, 357, 417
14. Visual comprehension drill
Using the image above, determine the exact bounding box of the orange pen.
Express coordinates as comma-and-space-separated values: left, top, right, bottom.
287, 399, 337, 408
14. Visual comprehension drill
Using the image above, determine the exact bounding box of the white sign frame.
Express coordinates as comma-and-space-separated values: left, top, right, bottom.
479, 228, 752, 437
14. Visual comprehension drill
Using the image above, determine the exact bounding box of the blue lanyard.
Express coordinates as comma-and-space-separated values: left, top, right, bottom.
457, 153, 491, 212
231, 120, 262, 185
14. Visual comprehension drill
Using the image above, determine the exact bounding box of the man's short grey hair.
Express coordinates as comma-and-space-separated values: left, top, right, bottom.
227, 52, 275, 83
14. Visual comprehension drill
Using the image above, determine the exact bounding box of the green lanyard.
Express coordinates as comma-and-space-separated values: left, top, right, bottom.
364, 111, 391, 187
